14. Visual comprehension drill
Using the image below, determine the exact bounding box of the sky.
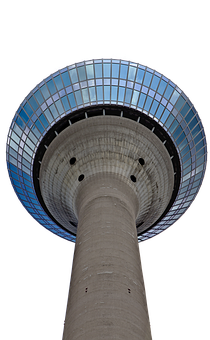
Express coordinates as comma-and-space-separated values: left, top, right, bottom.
2, 50, 209, 340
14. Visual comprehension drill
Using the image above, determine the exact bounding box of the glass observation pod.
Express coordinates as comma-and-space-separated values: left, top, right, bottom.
6, 59, 207, 242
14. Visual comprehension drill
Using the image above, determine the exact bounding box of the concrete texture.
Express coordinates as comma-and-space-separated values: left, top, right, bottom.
39, 115, 174, 339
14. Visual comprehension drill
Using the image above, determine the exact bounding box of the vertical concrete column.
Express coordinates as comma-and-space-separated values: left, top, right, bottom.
63, 174, 152, 340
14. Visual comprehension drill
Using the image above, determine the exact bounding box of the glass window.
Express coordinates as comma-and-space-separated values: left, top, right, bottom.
104, 86, 110, 101
82, 88, 89, 103
182, 151, 191, 163
19, 109, 29, 124
49, 103, 59, 119
151, 75, 160, 91
164, 84, 173, 100
55, 99, 64, 114
143, 72, 152, 87
112, 63, 119, 78
138, 93, 146, 108
131, 90, 139, 106
54, 75, 63, 91
128, 66, 136, 81
39, 114, 49, 129
157, 79, 167, 95
15, 116, 25, 130
103, 63, 111, 78
61, 71, 71, 86
24, 103, 33, 117
194, 131, 203, 145
125, 88, 132, 103
144, 96, 152, 111
40, 84, 50, 100
35, 119, 44, 133
120, 64, 128, 80
183, 157, 191, 169
196, 139, 204, 152
44, 108, 53, 123
185, 109, 194, 123
28, 96, 38, 111
96, 86, 103, 101
75, 90, 83, 106
196, 155, 205, 167
173, 125, 182, 139
136, 68, 144, 84
180, 102, 190, 117
181, 144, 190, 157
68, 93, 76, 108
169, 119, 178, 133
178, 136, 187, 150
47, 79, 56, 95
69, 68, 78, 83
155, 104, 164, 119
175, 95, 185, 111
86, 64, 94, 79
150, 100, 159, 115
118, 87, 125, 102
189, 116, 198, 130
95, 63, 102, 78
160, 109, 170, 123
191, 123, 201, 137
89, 87, 96, 102
61, 96, 70, 111
111, 86, 118, 101
34, 89, 44, 105
78, 66, 86, 82
170, 90, 179, 105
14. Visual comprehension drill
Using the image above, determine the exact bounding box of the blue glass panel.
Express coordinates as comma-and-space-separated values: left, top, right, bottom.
104, 86, 110, 101
128, 66, 136, 81
191, 123, 201, 137
9, 147, 17, 159
160, 109, 170, 123
144, 96, 152, 111
55, 99, 64, 114
61, 71, 71, 86
103, 63, 111, 77
31, 125, 41, 138
157, 79, 167, 95
15, 116, 25, 129
35, 119, 44, 133
185, 109, 194, 123
131, 90, 139, 106
175, 95, 185, 110
43, 109, 53, 123
169, 119, 178, 133
136, 68, 144, 84
95, 64, 102, 78
68, 93, 76, 108
176, 132, 186, 145
125, 88, 132, 103
19, 109, 29, 123
34, 89, 44, 105
10, 171, 19, 180
24, 103, 33, 117
8, 163, 18, 173
196, 155, 205, 167
151, 75, 160, 91
120, 64, 128, 80
61, 96, 70, 111
165, 114, 174, 128
78, 66, 86, 82
111, 86, 118, 101
194, 131, 203, 145
82, 88, 89, 103
39, 114, 49, 128
180, 102, 190, 117
96, 86, 103, 101
155, 104, 164, 119
183, 157, 191, 168
189, 116, 198, 130
150, 100, 159, 115
40, 84, 50, 100
181, 144, 190, 157
112, 63, 119, 78
86, 64, 94, 79
49, 103, 58, 118
70, 68, 78, 83
182, 151, 191, 163
195, 139, 204, 152
118, 87, 125, 102
138, 93, 146, 108
47, 79, 56, 95
170, 90, 180, 105
54, 75, 63, 91
164, 85, 173, 100
143, 72, 152, 87
173, 125, 182, 139
75, 90, 83, 105
89, 87, 96, 101
28, 96, 38, 111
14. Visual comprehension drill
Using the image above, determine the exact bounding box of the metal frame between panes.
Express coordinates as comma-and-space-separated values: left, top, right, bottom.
4, 59, 206, 244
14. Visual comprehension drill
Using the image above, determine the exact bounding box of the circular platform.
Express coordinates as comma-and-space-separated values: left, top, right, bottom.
6, 59, 207, 242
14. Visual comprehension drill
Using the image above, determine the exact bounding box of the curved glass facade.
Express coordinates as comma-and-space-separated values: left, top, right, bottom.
6, 59, 207, 242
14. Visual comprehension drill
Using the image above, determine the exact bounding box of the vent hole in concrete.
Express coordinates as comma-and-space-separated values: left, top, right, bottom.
70, 157, 76, 165
130, 175, 136, 183
139, 158, 145, 165
85, 288, 88, 293
78, 174, 85, 182
128, 288, 131, 293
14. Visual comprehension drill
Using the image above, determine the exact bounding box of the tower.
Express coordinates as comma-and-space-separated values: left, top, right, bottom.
6, 59, 207, 339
